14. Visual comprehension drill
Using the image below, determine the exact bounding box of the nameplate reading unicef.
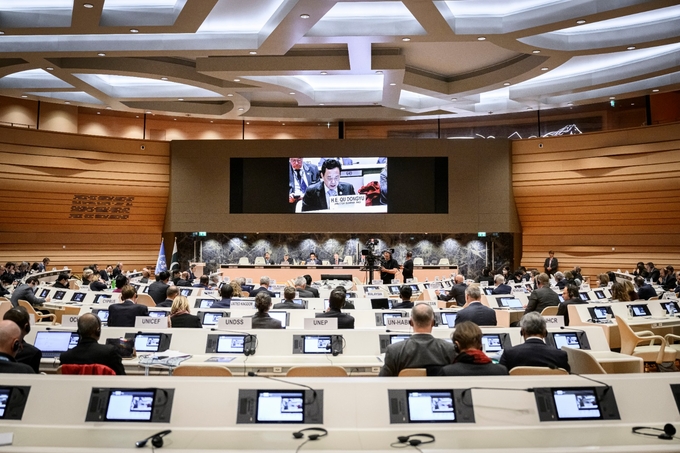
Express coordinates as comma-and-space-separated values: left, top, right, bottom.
386, 317, 411, 331
542, 315, 565, 327
61, 315, 79, 328
134, 316, 169, 329
304, 317, 338, 330
217, 317, 252, 330
231, 300, 255, 309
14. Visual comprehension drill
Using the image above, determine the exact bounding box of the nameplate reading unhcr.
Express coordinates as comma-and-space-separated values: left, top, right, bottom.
231, 300, 256, 309
542, 315, 565, 327
217, 317, 252, 330
304, 318, 338, 330
329, 194, 366, 211
61, 315, 79, 328
134, 316, 169, 329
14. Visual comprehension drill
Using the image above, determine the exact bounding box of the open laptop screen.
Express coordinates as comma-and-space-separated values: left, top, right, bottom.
551, 332, 581, 349
481, 334, 503, 353
499, 297, 523, 309
33, 331, 79, 355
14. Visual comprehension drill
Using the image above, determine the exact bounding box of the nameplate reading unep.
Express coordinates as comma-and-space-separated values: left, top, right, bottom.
61, 315, 79, 328
134, 316, 169, 329
217, 317, 252, 330
304, 318, 338, 330
542, 315, 565, 327
230, 300, 255, 309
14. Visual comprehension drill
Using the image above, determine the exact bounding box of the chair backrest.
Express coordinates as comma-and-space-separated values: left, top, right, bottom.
615, 315, 640, 355
238, 257, 250, 265
413, 257, 424, 266
286, 366, 348, 377
58, 364, 116, 375
398, 368, 427, 377
438, 258, 450, 265
18, 300, 55, 323
343, 256, 353, 265
173, 365, 232, 376
253, 257, 266, 265
55, 306, 81, 324
0, 300, 11, 320
508, 366, 568, 376
563, 347, 606, 374
135, 293, 157, 307
540, 306, 559, 316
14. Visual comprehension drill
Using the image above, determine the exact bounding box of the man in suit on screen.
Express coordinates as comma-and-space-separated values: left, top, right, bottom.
289, 157, 320, 204
301, 159, 356, 212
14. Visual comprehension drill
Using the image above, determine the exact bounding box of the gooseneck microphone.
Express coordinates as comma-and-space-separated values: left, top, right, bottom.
247, 371, 317, 404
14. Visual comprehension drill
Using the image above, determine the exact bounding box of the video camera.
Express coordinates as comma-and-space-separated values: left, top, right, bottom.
361, 239, 393, 270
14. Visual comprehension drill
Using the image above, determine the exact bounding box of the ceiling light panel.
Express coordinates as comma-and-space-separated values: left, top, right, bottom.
198, 0, 286, 34
73, 74, 223, 98
0, 69, 73, 89
306, 2, 425, 37
519, 5, 680, 51
100, 0, 187, 27
0, 0, 72, 28
24, 91, 104, 104
398, 90, 450, 111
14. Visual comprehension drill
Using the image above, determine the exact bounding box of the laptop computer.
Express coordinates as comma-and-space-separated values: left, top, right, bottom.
33, 331, 79, 358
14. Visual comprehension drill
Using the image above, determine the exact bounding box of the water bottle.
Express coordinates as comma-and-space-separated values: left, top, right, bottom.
111, 278, 116, 290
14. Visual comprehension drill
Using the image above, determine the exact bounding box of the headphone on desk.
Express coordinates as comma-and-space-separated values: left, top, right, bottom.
632, 424, 677, 440
135, 430, 172, 448
292, 427, 328, 441
394, 433, 435, 447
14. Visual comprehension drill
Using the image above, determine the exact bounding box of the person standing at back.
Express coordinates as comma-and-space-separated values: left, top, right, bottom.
544, 251, 558, 276
401, 251, 414, 282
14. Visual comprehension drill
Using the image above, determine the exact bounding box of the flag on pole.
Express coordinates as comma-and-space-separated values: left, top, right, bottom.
170, 238, 180, 270
155, 239, 167, 273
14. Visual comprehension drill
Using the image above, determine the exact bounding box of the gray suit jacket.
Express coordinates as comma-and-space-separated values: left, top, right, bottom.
525, 287, 561, 314
454, 302, 497, 326
252, 313, 283, 329
10, 284, 46, 308
379, 333, 456, 376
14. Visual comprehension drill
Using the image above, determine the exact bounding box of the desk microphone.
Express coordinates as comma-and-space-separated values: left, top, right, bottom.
565, 370, 612, 395
209, 328, 257, 356
247, 371, 317, 404
559, 326, 586, 333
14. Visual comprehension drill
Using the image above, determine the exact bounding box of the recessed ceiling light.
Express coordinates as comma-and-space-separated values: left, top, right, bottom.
130, 29, 139, 33
289, 92, 295, 95
541, 67, 549, 71
249, 51, 257, 55
631, 103, 635, 106
160, 77, 168, 81
532, 50, 541, 54
65, 101, 70, 104
96, 111, 100, 114
238, 108, 244, 111
576, 20, 586, 24
300, 13, 310, 19
210, 120, 213, 123
477, 37, 486, 41
319, 103, 324, 106
227, 93, 234, 97
173, 118, 177, 121
106, 106, 112, 109
375, 71, 383, 74
145, 111, 151, 114
97, 53, 105, 57
450, 98, 456, 101
652, 89, 659, 92
627, 46, 636, 50
234, 78, 240, 82
46, 67, 54, 71
246, 122, 250, 125
503, 82, 510, 86
389, 82, 396, 86
135, 115, 139, 118
282, 123, 286, 125
320, 71, 327, 75
567, 103, 573, 106
402, 37, 411, 42
178, 98, 184, 101
21, 95, 27, 98
0, 31, 4, 35
400, 107, 405, 110
609, 96, 615, 100
83, 3, 94, 8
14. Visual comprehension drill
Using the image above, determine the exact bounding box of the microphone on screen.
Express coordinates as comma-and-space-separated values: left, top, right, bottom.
247, 371, 318, 404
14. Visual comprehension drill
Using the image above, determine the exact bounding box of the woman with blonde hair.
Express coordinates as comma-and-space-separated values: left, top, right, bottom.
168, 295, 202, 328
230, 280, 243, 297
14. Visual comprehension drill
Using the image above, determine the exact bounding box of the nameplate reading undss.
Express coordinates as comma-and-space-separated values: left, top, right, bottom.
134, 316, 169, 329
542, 315, 565, 327
217, 317, 252, 330
230, 300, 255, 309
386, 317, 411, 331
304, 317, 338, 330
61, 315, 79, 328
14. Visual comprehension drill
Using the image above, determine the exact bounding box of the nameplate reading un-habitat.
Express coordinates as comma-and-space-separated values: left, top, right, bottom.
134, 316, 169, 329
304, 318, 338, 330
386, 317, 411, 330
217, 317, 252, 330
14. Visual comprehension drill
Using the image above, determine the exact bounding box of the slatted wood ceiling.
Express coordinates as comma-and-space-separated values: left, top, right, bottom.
0, 125, 169, 274
512, 122, 680, 282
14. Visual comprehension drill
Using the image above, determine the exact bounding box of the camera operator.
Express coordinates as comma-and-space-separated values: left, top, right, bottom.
380, 250, 399, 284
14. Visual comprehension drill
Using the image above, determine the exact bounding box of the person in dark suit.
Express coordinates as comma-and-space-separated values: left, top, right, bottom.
112, 262, 124, 278
525, 273, 560, 314
439, 321, 508, 376
315, 289, 355, 329
249, 276, 277, 298
556, 284, 587, 326
156, 286, 179, 308
660, 265, 677, 290
262, 252, 275, 265
193, 275, 211, 290
59, 313, 125, 375
437, 274, 467, 306
289, 157, 320, 204
252, 293, 283, 329
646, 262, 660, 283
168, 296, 202, 328
635, 276, 657, 300
401, 251, 414, 281
391, 285, 414, 309
305, 253, 321, 265
301, 159, 356, 212
187, 264, 197, 281
107, 286, 149, 328
491, 274, 513, 295
499, 312, 570, 372
332, 253, 342, 266
455, 285, 497, 326
380, 303, 456, 376
147, 271, 170, 305
52, 273, 70, 289
274, 286, 305, 309
0, 274, 14, 299
0, 320, 35, 374
544, 250, 558, 276
303, 275, 320, 297
212, 284, 233, 309
380, 250, 399, 285
331, 285, 355, 310
36, 257, 50, 273
280, 254, 293, 265
89, 273, 108, 292
3, 307, 42, 373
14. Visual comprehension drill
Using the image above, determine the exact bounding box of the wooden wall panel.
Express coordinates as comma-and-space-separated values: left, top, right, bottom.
512, 122, 680, 282
0, 125, 170, 273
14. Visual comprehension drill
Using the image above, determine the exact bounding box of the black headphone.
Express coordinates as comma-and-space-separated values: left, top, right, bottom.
135, 430, 172, 448
632, 424, 677, 440
292, 427, 328, 441
395, 433, 436, 447
12, 340, 20, 353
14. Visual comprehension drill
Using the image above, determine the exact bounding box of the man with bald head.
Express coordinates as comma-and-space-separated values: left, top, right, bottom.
379, 303, 456, 376
0, 320, 34, 374
59, 313, 125, 375
437, 274, 467, 306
